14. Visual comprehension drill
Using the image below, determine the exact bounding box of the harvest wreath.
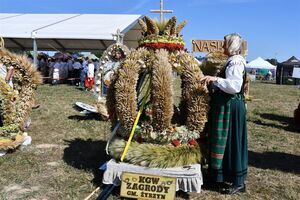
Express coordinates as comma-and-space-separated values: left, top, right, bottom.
0, 41, 41, 150
105, 17, 210, 168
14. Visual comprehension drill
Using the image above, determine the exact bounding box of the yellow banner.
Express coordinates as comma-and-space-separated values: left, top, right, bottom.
120, 172, 176, 200
192, 40, 224, 53
192, 39, 248, 55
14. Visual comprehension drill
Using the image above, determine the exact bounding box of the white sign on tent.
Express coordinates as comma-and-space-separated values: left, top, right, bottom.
292, 67, 300, 78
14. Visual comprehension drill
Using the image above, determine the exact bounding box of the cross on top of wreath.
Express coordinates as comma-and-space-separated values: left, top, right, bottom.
112, 29, 124, 44
150, 0, 173, 22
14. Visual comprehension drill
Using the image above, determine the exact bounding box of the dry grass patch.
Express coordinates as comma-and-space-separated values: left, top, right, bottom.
0, 82, 299, 200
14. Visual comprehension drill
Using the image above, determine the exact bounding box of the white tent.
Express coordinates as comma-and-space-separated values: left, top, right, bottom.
246, 57, 276, 70
0, 13, 142, 51
0, 13, 143, 65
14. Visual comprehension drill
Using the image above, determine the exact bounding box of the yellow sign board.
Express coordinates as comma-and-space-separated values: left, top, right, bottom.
120, 172, 176, 200
192, 39, 248, 55
192, 40, 224, 53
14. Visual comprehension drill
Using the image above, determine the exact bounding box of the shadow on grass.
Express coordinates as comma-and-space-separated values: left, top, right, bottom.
63, 138, 110, 185
63, 139, 130, 199
68, 114, 101, 121
257, 80, 276, 85
249, 151, 300, 174
75, 87, 85, 91
251, 113, 299, 133
260, 113, 293, 125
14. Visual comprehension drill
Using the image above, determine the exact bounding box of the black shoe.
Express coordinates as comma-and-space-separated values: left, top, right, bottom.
223, 184, 246, 195
205, 182, 230, 193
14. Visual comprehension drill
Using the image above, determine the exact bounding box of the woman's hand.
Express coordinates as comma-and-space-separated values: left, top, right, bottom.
200, 76, 217, 85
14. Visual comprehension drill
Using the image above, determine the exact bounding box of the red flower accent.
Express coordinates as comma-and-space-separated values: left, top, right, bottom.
188, 139, 198, 146
172, 139, 181, 147
139, 42, 184, 51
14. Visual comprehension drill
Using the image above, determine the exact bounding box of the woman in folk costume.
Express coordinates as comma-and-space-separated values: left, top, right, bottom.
201, 33, 248, 194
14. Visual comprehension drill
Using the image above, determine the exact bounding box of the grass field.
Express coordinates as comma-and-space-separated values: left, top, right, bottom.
0, 81, 299, 200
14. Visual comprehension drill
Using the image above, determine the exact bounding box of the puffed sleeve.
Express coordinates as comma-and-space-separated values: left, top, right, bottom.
214, 56, 245, 94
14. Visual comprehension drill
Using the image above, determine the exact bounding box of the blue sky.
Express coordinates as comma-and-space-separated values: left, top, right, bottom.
1, 0, 299, 61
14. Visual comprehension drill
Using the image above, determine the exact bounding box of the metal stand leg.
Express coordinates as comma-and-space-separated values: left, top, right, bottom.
96, 184, 116, 200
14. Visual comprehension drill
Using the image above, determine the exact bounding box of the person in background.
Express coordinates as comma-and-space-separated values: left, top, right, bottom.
52, 58, 61, 84
267, 70, 272, 80
66, 57, 74, 78
61, 58, 67, 80
72, 58, 82, 85
79, 57, 88, 89
48, 57, 55, 79
201, 33, 248, 195
93, 59, 100, 73
82, 57, 88, 69
85, 59, 95, 90
38, 56, 48, 77
27, 54, 33, 63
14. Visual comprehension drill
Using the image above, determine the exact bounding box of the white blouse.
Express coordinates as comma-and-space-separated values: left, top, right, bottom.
214, 55, 246, 94
87, 63, 95, 78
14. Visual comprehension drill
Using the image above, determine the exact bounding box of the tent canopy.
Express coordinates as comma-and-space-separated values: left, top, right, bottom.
246, 57, 276, 70
0, 13, 143, 51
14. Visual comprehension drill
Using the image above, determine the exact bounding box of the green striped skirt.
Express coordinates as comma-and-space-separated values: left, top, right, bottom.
208, 92, 248, 186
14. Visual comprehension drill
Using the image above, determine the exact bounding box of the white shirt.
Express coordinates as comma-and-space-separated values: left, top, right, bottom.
87, 63, 95, 78
214, 55, 246, 94
0, 63, 13, 87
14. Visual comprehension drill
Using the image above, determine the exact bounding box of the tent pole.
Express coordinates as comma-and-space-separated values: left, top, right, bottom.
280, 66, 283, 84
33, 38, 38, 68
